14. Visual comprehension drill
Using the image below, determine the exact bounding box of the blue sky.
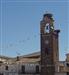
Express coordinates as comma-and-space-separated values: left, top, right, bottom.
0, 0, 69, 61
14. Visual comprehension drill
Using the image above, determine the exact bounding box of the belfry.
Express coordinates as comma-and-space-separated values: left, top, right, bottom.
40, 13, 60, 75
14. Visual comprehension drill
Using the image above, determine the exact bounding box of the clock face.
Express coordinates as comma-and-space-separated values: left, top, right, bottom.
44, 23, 50, 33
45, 40, 49, 45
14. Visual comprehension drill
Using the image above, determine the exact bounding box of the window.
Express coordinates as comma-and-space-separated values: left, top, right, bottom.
5, 66, 8, 70
67, 63, 69, 67
67, 63, 69, 75
0, 73, 3, 75
36, 65, 39, 74
67, 72, 69, 75
21, 65, 25, 74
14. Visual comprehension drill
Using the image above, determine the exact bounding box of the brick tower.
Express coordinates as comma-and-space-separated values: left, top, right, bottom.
40, 13, 60, 75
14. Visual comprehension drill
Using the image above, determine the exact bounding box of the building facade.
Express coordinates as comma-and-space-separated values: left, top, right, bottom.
0, 13, 69, 75
0, 52, 69, 75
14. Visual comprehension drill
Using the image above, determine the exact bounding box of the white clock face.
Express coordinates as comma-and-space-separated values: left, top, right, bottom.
44, 23, 50, 33
45, 40, 49, 44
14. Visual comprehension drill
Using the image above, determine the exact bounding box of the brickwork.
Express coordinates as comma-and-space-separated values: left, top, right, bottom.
40, 13, 60, 75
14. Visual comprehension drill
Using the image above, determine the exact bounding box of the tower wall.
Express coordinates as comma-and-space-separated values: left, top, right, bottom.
40, 13, 60, 75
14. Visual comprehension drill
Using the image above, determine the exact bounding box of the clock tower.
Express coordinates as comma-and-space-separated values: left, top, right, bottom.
40, 13, 60, 75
